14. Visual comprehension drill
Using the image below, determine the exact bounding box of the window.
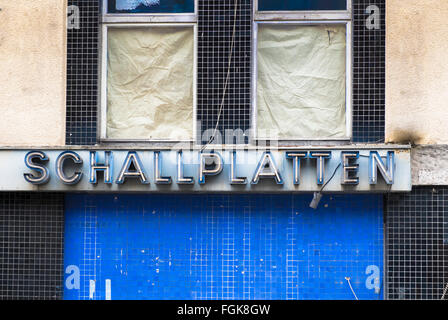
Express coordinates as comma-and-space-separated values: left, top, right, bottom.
253, 0, 352, 141
100, 0, 352, 143
107, 0, 195, 14
258, 0, 347, 11
101, 0, 197, 141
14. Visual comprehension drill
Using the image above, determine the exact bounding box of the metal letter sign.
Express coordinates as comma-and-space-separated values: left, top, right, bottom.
0, 147, 411, 192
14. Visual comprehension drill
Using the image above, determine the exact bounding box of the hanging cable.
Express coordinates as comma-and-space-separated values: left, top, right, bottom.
310, 151, 390, 209
201, 0, 239, 151
320, 163, 341, 192
441, 282, 448, 300
310, 162, 341, 209
345, 277, 359, 300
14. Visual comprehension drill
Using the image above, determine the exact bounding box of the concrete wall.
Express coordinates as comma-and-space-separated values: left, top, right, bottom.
412, 145, 448, 185
386, 0, 448, 145
0, 0, 66, 146
0, 1, 444, 149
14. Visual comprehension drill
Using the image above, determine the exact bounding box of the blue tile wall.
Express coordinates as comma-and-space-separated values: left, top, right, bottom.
64, 193, 383, 300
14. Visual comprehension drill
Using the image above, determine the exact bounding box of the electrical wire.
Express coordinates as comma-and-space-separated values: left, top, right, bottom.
345, 277, 359, 300
311, 151, 391, 208
377, 279, 383, 300
320, 163, 341, 192
309, 162, 341, 209
441, 282, 448, 300
201, 0, 238, 151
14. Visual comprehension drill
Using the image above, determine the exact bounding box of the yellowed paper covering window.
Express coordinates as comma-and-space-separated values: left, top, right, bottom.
257, 24, 347, 139
107, 27, 194, 140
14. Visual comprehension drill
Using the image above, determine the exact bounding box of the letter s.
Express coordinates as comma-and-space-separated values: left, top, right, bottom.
24, 151, 50, 185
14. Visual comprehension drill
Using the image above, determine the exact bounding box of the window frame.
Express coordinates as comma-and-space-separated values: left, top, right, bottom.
254, 0, 352, 21
100, 0, 198, 143
251, 0, 353, 144
102, 0, 197, 23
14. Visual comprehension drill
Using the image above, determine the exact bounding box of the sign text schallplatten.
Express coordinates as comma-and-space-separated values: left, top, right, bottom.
0, 148, 411, 192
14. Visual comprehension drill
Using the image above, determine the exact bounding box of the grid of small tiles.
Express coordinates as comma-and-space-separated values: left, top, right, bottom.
0, 193, 65, 300
65, 0, 385, 145
197, 0, 252, 145
352, 0, 385, 143
66, 0, 100, 145
385, 187, 448, 300
64, 193, 383, 300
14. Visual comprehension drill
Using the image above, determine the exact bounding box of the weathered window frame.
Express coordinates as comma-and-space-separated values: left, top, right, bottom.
100, 0, 198, 143
102, 0, 197, 23
252, 0, 353, 143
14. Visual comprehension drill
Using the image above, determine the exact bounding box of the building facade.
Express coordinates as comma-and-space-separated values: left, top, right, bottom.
0, 0, 446, 300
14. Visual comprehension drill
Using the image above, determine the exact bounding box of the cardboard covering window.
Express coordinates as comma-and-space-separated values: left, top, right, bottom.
106, 27, 194, 140
256, 24, 347, 140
